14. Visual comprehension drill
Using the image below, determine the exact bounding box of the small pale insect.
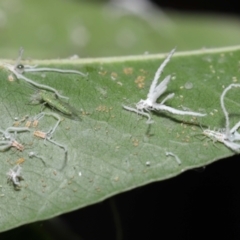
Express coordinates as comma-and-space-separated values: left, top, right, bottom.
34, 130, 47, 139
202, 128, 240, 152
203, 129, 226, 143
11, 140, 24, 151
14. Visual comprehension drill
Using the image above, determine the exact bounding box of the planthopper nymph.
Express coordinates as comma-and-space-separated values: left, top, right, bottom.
30, 90, 81, 120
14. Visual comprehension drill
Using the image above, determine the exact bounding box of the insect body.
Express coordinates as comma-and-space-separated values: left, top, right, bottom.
11, 140, 24, 151
33, 130, 47, 139
203, 128, 240, 152
32, 90, 80, 120
40, 90, 72, 115
203, 129, 226, 143
7, 164, 23, 187
123, 48, 206, 124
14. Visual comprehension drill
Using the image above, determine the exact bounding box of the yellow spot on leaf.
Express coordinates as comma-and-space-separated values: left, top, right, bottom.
15, 158, 25, 165
123, 67, 133, 75
135, 75, 145, 89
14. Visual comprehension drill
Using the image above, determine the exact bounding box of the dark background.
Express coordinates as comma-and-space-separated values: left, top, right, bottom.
2, 1, 240, 239
151, 0, 240, 16
61, 154, 240, 240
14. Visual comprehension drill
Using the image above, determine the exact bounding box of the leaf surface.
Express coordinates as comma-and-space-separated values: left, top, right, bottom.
1, 46, 240, 231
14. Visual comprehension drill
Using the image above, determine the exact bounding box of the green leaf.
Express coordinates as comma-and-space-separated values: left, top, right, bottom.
0, 46, 240, 232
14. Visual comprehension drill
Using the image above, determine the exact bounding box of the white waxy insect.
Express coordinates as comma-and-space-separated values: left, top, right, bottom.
221, 140, 240, 152
220, 83, 240, 139
123, 48, 206, 124
7, 164, 23, 187
203, 129, 226, 143
1, 48, 87, 100
15, 48, 87, 77
19, 63, 87, 76
202, 83, 240, 152
203, 128, 240, 152
3, 51, 66, 99
2, 65, 68, 100
229, 122, 240, 141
